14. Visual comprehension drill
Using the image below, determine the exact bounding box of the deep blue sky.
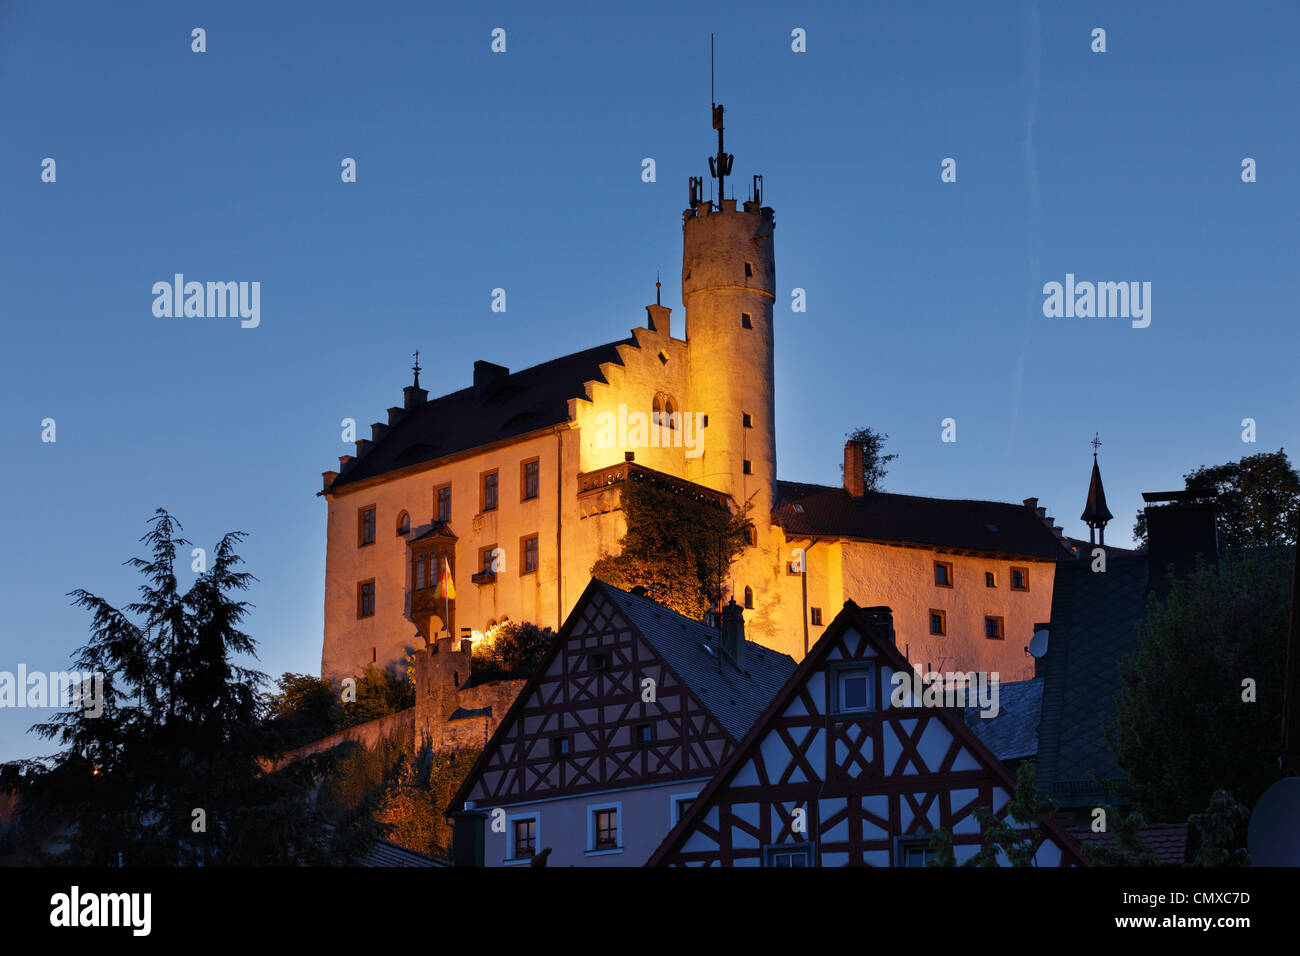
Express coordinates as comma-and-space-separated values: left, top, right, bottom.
2, 0, 1297, 760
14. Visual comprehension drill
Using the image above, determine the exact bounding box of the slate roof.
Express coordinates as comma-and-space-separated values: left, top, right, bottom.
964, 678, 1044, 762
598, 582, 798, 741
773, 481, 1073, 560
1035, 555, 1150, 807
1069, 823, 1189, 866
329, 338, 633, 490
360, 839, 449, 867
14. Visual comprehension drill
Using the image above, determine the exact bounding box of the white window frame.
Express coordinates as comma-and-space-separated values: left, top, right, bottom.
506, 811, 540, 865
586, 801, 623, 856
669, 792, 699, 826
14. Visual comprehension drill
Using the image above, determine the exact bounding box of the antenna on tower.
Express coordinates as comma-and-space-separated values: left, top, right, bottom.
706, 34, 734, 203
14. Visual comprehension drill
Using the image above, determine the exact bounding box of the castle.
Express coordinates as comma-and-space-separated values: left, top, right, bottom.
319, 103, 1070, 686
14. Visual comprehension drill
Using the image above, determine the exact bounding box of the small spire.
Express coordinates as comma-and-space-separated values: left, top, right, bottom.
656, 272, 661, 306
412, 350, 421, 389
1081, 434, 1113, 546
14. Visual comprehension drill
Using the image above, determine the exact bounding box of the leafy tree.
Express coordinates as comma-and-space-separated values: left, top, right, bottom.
337, 663, 415, 730
591, 477, 752, 619
844, 426, 898, 493
471, 621, 555, 682
1132, 449, 1300, 550
1084, 806, 1160, 866
926, 762, 1058, 866
1188, 789, 1250, 867
1, 510, 377, 865
1107, 549, 1290, 823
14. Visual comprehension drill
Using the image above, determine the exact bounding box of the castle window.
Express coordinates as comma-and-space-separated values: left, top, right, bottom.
985, 616, 1005, 640
742, 413, 752, 428
930, 609, 947, 635
357, 580, 375, 618
743, 586, 753, 609
743, 459, 752, 474
481, 470, 498, 512
522, 458, 540, 500
396, 511, 410, 536
415, 553, 428, 590
436, 484, 451, 523
934, 561, 954, 588
744, 525, 756, 546
658, 350, 669, 365
744, 261, 754, 277
1010, 567, 1029, 591
358, 506, 376, 547
741, 312, 753, 329
810, 607, 823, 626
702, 414, 709, 428
665, 397, 678, 429
522, 535, 539, 574
985, 571, 997, 588
475, 545, 499, 583
652, 395, 662, 425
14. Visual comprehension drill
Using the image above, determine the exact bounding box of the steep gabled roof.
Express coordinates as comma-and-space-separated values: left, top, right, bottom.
963, 678, 1044, 763
445, 578, 796, 816
774, 481, 1073, 560
647, 601, 1087, 866
1035, 554, 1150, 807
599, 585, 797, 741
329, 338, 633, 491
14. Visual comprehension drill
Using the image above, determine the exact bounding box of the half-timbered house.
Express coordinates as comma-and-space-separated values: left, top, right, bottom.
647, 600, 1087, 867
446, 578, 797, 866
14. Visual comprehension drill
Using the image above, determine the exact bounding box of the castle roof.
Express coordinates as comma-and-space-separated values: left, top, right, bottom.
327, 337, 634, 492
773, 481, 1074, 560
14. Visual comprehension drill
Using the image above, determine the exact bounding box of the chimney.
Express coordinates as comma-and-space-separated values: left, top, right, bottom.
473, 361, 510, 401
861, 605, 896, 646
719, 598, 745, 670
403, 385, 428, 410
646, 304, 671, 336
1142, 490, 1219, 595
843, 440, 865, 499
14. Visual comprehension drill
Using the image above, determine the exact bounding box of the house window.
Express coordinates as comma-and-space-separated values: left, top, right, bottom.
522, 535, 539, 574
741, 312, 752, 329
810, 607, 823, 626
929, 609, 946, 635
743, 459, 752, 475
511, 816, 537, 860
671, 794, 697, 825
481, 471, 498, 512
396, 511, 410, 535
522, 459, 540, 500
591, 653, 610, 671
636, 723, 654, 746
744, 261, 754, 277
1011, 567, 1029, 591
897, 837, 937, 867
551, 736, 570, 759
357, 580, 375, 618
833, 663, 874, 715
985, 571, 997, 588
592, 808, 620, 851
765, 845, 813, 867
743, 586, 753, 609
985, 616, 1005, 640
358, 506, 376, 547
742, 412, 752, 428
436, 485, 451, 523
934, 561, 953, 588
414, 553, 428, 591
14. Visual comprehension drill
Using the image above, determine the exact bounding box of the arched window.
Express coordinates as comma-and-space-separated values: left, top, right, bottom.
743, 586, 753, 609
651, 395, 663, 427
664, 396, 679, 430
396, 511, 410, 535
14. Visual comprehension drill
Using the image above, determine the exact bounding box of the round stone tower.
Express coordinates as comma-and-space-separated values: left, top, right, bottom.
682, 104, 777, 514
